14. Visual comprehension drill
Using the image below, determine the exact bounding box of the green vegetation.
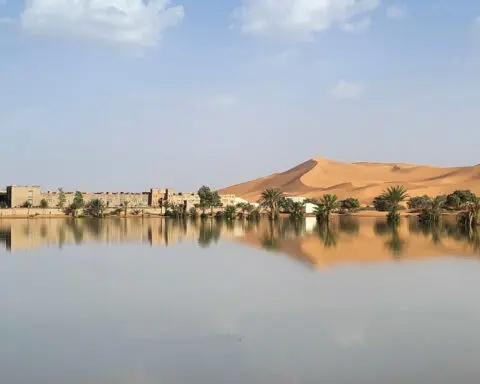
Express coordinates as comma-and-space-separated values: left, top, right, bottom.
40, 199, 48, 209
373, 195, 393, 212
70, 191, 84, 217
379, 185, 409, 225
84, 199, 107, 218
22, 201, 32, 208
446, 190, 477, 211
259, 188, 283, 220
288, 201, 305, 220
189, 207, 198, 218
418, 196, 446, 225
407, 195, 431, 210
247, 208, 261, 221
314, 194, 339, 222
167, 203, 186, 218
163, 201, 171, 216
340, 198, 360, 213
198, 186, 223, 216
224, 205, 237, 220
122, 201, 129, 217
57, 188, 66, 208
236, 202, 256, 219
458, 196, 480, 230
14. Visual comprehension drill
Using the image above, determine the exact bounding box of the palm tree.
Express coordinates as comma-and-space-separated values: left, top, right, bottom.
380, 185, 409, 224
419, 196, 446, 225
314, 194, 339, 222
259, 188, 283, 220
289, 201, 305, 220
224, 205, 237, 220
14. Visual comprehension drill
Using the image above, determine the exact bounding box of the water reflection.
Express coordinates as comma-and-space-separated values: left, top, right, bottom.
0, 217, 479, 268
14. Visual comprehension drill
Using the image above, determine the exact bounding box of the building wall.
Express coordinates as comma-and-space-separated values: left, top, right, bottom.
39, 191, 149, 208
7, 186, 42, 207
4, 185, 238, 209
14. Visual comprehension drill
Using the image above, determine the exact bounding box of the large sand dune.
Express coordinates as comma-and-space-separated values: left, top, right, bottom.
220, 158, 480, 204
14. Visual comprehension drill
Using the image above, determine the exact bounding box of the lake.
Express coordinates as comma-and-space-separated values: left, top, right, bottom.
1, 217, 480, 384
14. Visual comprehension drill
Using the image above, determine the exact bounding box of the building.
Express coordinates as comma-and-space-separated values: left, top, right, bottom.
3, 185, 239, 210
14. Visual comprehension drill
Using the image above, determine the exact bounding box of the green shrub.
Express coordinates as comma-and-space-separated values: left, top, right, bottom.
340, 198, 360, 212
373, 195, 393, 212
407, 195, 431, 210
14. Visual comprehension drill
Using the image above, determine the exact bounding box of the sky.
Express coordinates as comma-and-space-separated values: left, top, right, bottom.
0, 0, 479, 193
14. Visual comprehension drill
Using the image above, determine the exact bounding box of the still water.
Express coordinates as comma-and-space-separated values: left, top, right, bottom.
1, 217, 480, 384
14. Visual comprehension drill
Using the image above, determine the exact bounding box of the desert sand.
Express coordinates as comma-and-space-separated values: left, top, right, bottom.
220, 157, 480, 204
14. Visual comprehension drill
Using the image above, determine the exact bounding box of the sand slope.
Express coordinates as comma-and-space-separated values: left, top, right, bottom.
220, 157, 480, 203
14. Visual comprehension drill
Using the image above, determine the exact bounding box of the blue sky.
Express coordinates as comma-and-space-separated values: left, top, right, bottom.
0, 0, 479, 192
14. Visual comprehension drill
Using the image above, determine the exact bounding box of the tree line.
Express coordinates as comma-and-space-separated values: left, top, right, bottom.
16, 185, 479, 231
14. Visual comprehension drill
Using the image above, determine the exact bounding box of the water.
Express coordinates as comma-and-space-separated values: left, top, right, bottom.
1, 217, 480, 384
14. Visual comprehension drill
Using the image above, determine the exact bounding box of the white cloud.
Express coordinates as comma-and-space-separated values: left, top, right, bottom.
331, 79, 363, 100
342, 17, 371, 33
21, 0, 185, 47
386, 4, 407, 20
233, 0, 380, 41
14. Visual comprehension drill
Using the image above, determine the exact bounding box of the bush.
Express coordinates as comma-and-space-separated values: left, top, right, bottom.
446, 190, 477, 210
407, 195, 431, 210
83, 199, 107, 218
340, 198, 360, 212
373, 195, 393, 212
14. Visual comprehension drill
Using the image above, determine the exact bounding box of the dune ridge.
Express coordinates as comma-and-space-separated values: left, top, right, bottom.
220, 158, 480, 203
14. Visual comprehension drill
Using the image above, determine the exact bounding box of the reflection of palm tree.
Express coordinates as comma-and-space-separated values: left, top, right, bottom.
316, 222, 337, 249
385, 227, 406, 259
261, 221, 280, 252
374, 219, 406, 258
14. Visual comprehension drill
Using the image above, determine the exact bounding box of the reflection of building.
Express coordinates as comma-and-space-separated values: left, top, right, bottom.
0, 218, 243, 251
3, 185, 238, 210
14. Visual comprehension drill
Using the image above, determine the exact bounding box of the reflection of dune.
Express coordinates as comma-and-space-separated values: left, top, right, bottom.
220, 157, 480, 203
299, 219, 476, 269
234, 218, 480, 270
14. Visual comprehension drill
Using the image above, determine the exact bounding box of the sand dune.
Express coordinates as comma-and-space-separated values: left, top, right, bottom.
220, 157, 480, 204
